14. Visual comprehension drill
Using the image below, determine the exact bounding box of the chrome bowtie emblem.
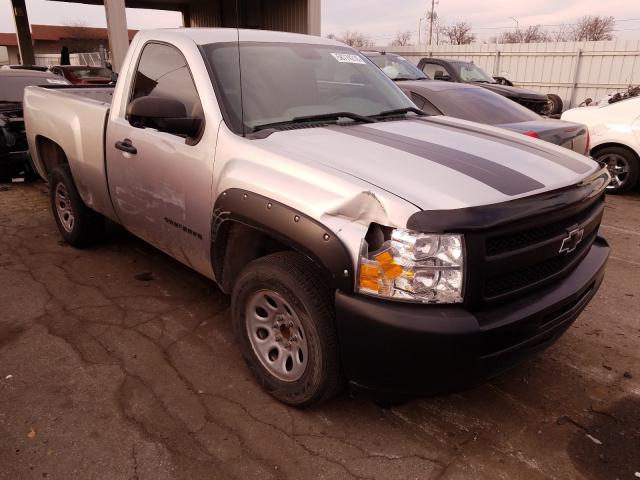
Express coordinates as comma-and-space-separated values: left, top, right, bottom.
559, 228, 584, 254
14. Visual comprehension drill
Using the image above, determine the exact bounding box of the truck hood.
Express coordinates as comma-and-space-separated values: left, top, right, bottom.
256, 116, 598, 211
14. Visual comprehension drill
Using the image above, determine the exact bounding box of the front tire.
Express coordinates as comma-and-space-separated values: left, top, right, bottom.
49, 164, 105, 247
543, 94, 563, 116
593, 146, 639, 194
231, 251, 344, 407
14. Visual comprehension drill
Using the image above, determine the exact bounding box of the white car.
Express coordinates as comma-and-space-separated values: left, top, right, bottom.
562, 97, 640, 193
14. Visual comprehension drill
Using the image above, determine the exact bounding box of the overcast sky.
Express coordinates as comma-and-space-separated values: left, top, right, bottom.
1, 0, 639, 44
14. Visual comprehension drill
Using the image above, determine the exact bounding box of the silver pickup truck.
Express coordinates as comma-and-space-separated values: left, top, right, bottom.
24, 28, 610, 406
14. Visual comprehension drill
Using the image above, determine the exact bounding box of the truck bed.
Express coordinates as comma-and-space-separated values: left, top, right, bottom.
23, 85, 117, 220
35, 84, 115, 105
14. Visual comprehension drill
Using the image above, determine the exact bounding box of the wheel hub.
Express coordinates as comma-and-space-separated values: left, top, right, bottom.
245, 290, 309, 382
55, 183, 75, 233
599, 153, 629, 190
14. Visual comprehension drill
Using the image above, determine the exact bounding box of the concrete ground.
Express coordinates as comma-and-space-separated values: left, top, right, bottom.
0, 181, 638, 480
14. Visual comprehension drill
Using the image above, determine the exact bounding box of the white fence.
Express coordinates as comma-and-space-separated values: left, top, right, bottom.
388, 40, 640, 110
34, 52, 105, 67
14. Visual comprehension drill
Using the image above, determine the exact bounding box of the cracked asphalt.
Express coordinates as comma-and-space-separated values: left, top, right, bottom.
0, 181, 639, 480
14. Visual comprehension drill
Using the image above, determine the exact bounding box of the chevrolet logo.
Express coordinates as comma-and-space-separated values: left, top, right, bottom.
559, 227, 585, 254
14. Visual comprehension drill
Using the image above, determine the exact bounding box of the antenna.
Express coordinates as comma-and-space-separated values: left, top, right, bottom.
236, 0, 246, 137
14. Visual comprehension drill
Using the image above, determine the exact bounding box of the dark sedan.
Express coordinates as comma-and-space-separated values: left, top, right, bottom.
0, 70, 69, 181
364, 53, 589, 155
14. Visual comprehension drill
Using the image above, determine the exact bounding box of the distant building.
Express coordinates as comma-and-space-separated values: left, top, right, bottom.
0, 24, 137, 64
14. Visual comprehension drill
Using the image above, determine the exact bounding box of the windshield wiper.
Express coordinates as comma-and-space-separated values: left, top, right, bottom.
394, 77, 426, 82
253, 111, 376, 132
373, 107, 427, 119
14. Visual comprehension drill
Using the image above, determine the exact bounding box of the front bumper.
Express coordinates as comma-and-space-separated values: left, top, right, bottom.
336, 236, 609, 396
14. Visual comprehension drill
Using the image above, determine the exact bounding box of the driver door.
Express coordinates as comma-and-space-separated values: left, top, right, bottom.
105, 42, 213, 274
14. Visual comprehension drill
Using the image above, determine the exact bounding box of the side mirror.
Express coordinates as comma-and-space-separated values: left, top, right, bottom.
110, 71, 118, 83
433, 70, 450, 81
127, 96, 202, 137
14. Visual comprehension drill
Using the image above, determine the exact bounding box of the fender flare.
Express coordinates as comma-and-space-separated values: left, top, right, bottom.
211, 189, 355, 293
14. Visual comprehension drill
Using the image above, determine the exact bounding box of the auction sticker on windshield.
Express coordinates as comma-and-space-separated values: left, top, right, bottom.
331, 53, 367, 64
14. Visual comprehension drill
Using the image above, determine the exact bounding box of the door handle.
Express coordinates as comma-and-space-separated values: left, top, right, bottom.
115, 139, 137, 155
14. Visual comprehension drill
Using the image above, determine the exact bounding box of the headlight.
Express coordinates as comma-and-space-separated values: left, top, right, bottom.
358, 228, 464, 303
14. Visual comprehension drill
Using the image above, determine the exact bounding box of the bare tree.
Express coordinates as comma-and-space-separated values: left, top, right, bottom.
498, 25, 550, 44
549, 25, 571, 42
443, 22, 475, 45
328, 30, 374, 48
571, 15, 615, 41
390, 31, 413, 47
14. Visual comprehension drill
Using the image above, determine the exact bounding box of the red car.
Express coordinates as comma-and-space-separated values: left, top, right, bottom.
48, 65, 114, 85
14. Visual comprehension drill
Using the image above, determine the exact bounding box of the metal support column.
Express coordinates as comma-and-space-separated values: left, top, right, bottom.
104, 0, 129, 73
307, 0, 321, 36
181, 6, 191, 27
568, 49, 583, 109
10, 0, 35, 65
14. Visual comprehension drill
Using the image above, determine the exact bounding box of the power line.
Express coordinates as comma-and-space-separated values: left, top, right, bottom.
364, 16, 640, 42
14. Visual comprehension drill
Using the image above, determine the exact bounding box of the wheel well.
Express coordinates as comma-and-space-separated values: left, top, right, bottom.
213, 221, 334, 295
590, 142, 640, 160
35, 136, 68, 176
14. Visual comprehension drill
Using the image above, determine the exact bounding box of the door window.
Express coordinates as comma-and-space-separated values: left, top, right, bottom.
128, 43, 204, 124
422, 62, 444, 79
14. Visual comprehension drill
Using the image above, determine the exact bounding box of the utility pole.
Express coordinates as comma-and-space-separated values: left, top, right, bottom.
428, 0, 436, 45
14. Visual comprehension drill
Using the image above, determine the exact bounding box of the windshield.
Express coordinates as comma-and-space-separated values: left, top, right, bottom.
67, 67, 113, 79
367, 54, 429, 81
1, 75, 68, 102
454, 63, 495, 83
432, 87, 540, 125
202, 42, 414, 133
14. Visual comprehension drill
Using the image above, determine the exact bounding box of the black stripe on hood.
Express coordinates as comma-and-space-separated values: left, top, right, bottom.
330, 125, 545, 196
413, 117, 592, 174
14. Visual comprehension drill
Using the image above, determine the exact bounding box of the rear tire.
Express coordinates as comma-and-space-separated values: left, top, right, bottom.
49, 164, 105, 247
231, 251, 344, 407
593, 146, 639, 194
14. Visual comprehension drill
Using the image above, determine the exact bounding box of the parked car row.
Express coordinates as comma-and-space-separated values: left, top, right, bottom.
365, 51, 640, 194
364, 52, 589, 155
2, 50, 638, 195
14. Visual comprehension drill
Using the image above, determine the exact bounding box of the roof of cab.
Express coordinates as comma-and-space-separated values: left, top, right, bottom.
138, 28, 347, 47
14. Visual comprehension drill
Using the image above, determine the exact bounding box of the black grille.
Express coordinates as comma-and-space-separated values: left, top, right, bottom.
464, 192, 605, 308
484, 230, 596, 297
486, 199, 602, 256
